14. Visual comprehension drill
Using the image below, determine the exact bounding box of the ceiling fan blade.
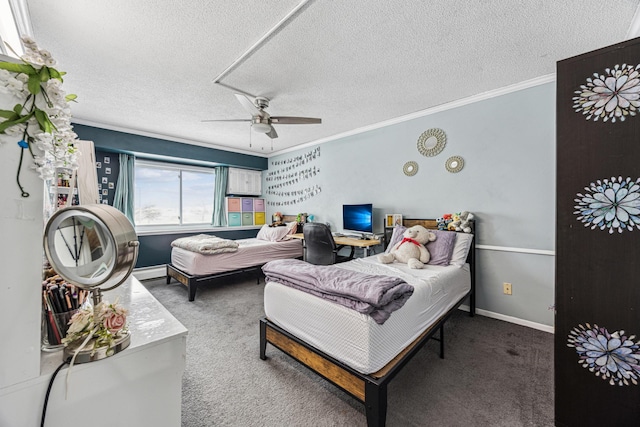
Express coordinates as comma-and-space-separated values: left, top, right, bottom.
266, 126, 278, 139
201, 119, 251, 122
270, 116, 321, 124
235, 93, 265, 118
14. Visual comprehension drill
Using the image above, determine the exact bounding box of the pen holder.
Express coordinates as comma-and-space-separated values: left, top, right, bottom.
41, 308, 78, 351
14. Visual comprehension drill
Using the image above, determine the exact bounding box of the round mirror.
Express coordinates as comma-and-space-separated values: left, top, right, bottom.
424, 136, 438, 149
403, 161, 418, 176
44, 204, 139, 292
417, 128, 447, 157
445, 156, 465, 173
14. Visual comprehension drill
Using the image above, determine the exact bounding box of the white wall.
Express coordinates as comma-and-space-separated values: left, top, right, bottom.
264, 82, 556, 328
0, 88, 43, 388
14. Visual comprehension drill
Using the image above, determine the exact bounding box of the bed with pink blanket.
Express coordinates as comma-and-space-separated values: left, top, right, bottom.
166, 226, 302, 301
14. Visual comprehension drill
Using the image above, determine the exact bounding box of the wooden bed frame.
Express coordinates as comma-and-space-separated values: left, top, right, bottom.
259, 219, 476, 427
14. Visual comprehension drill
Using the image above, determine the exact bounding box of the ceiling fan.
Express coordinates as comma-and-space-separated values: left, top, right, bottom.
202, 94, 321, 139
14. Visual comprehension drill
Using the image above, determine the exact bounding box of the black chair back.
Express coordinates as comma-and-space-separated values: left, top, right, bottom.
303, 223, 337, 265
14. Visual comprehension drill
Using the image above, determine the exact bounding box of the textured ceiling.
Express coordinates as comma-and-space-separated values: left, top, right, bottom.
25, 0, 640, 157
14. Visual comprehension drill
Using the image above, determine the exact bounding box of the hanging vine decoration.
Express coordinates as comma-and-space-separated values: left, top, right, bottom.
0, 37, 80, 197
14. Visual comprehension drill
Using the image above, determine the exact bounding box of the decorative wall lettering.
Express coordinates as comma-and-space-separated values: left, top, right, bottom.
269, 147, 320, 168
267, 185, 321, 206
574, 176, 640, 233
573, 64, 640, 123
267, 147, 321, 206
567, 323, 640, 386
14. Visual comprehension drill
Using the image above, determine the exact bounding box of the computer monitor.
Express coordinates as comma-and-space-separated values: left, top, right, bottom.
342, 203, 373, 234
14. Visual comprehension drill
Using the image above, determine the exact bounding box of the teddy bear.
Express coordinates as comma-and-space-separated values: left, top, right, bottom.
377, 225, 436, 269
447, 213, 460, 231
448, 211, 474, 233
437, 213, 454, 230
455, 211, 474, 233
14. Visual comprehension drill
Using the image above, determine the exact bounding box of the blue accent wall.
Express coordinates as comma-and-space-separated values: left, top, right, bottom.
74, 124, 268, 170
137, 229, 258, 268
72, 123, 267, 267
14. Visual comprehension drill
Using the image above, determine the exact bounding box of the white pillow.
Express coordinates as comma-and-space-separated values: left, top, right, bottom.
256, 224, 291, 242
449, 233, 474, 266
385, 225, 407, 253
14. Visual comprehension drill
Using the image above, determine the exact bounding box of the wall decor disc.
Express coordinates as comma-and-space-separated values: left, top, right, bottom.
445, 156, 464, 173
417, 128, 447, 157
403, 161, 418, 176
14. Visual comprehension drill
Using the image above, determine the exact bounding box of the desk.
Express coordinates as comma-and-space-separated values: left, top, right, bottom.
290, 233, 380, 257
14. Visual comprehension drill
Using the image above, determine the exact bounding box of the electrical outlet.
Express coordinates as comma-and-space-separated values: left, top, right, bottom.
503, 282, 512, 295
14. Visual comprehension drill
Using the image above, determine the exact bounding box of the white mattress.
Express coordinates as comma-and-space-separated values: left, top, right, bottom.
264, 256, 470, 374
171, 238, 302, 276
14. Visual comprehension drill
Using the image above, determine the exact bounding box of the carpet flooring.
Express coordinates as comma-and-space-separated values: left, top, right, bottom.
142, 273, 554, 427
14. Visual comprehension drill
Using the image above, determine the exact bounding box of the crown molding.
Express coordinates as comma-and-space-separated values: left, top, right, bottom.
268, 73, 556, 157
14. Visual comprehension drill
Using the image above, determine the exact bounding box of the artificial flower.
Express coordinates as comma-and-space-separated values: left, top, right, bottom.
63, 299, 128, 355
0, 36, 80, 196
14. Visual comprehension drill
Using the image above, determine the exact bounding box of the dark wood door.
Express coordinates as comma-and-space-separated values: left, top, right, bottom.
556, 38, 640, 426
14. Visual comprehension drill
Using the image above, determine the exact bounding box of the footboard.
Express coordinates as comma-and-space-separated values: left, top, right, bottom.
260, 298, 460, 427
166, 263, 262, 301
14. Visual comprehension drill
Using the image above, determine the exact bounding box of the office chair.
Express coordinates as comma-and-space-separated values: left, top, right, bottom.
302, 223, 353, 265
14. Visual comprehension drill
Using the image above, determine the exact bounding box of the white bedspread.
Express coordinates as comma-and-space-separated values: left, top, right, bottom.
264, 256, 470, 374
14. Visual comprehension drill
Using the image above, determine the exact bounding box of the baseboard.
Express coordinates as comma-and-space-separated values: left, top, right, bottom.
133, 265, 167, 281
459, 305, 554, 334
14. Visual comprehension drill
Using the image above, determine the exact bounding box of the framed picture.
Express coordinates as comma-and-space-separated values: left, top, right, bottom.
104, 156, 110, 164
393, 214, 403, 227
105, 167, 111, 175
384, 214, 402, 228
101, 177, 108, 184
96, 161, 101, 169
108, 182, 114, 189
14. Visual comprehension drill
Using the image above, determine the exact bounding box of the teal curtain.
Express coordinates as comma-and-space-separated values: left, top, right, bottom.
211, 166, 228, 226
113, 153, 135, 226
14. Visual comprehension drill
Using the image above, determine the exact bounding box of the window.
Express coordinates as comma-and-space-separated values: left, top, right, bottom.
0, 0, 31, 59
134, 160, 216, 226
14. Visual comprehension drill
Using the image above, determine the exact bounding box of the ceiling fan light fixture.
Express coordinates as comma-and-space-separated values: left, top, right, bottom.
252, 122, 271, 133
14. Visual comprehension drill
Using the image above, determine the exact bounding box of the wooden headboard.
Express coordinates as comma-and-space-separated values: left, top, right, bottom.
281, 214, 299, 223
393, 217, 476, 264
402, 218, 439, 230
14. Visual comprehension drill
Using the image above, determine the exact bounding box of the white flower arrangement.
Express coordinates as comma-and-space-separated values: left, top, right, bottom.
0, 36, 79, 197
